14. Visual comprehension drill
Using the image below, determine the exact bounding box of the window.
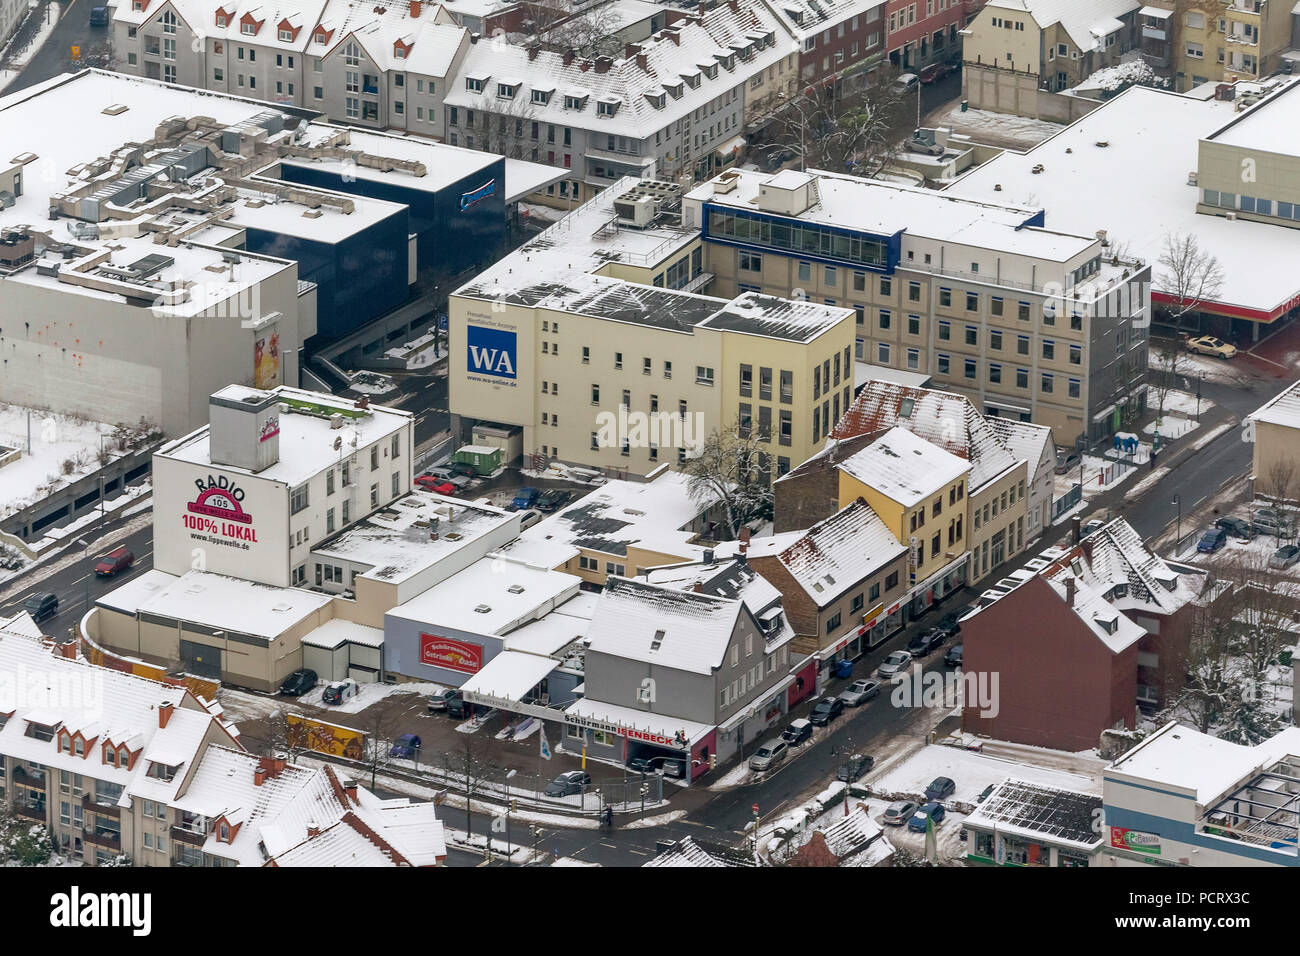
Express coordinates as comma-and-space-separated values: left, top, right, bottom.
908, 281, 921, 302
290, 485, 309, 515
1016, 367, 1029, 389
964, 358, 977, 380
1041, 373, 1054, 393
591, 385, 600, 404
1043, 340, 1055, 361
965, 325, 978, 346
990, 330, 1002, 350
939, 288, 952, 308
696, 366, 715, 386
739, 251, 763, 272
966, 292, 979, 312
938, 320, 950, 341
879, 309, 892, 331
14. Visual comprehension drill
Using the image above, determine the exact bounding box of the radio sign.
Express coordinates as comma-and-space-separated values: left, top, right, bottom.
466, 324, 517, 381
459, 178, 496, 211
184, 475, 257, 542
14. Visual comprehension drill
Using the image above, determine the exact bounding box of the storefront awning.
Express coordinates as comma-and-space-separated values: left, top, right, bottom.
459, 651, 558, 706
565, 698, 713, 748
715, 135, 747, 159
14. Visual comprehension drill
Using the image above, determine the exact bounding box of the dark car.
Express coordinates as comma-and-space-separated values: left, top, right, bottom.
628, 756, 661, 775
23, 592, 58, 622
944, 644, 964, 668
1197, 527, 1227, 553
836, 753, 874, 782
279, 668, 318, 696
94, 546, 135, 577
908, 801, 946, 832
917, 61, 951, 83
389, 734, 422, 758
89, 5, 110, 26
446, 691, 474, 719
925, 776, 956, 801
781, 718, 813, 747
449, 461, 477, 480
536, 489, 572, 513
977, 783, 997, 803
511, 487, 541, 511
809, 696, 844, 727
936, 604, 974, 638
908, 628, 945, 657
544, 770, 591, 796
425, 687, 456, 713
1215, 516, 1254, 541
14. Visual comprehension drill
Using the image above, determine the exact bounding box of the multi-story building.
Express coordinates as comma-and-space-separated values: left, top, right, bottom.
0, 619, 446, 866
961, 0, 1140, 113
1138, 0, 1294, 91
886, 0, 982, 73
443, 1, 797, 200
772, 0, 889, 93
687, 167, 1151, 445
1245, 377, 1300, 503
0, 0, 25, 48
112, 0, 474, 140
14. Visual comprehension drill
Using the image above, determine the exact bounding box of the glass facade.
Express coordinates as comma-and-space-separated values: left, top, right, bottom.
704, 205, 895, 272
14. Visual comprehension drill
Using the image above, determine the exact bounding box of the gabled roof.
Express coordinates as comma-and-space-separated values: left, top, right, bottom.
1247, 377, 1300, 431
1052, 517, 1201, 616
833, 381, 1022, 492
838, 426, 972, 508
643, 836, 757, 866
766, 499, 907, 604
585, 577, 742, 675
984, 0, 1141, 51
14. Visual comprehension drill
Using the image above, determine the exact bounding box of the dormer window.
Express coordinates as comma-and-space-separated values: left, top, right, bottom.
279, 28, 293, 41
148, 761, 178, 782
132, 0, 145, 11
666, 81, 683, 98
645, 91, 666, 109
1095, 615, 1119, 635
467, 77, 484, 92
242, 21, 256, 34
219, 822, 230, 842
119, 747, 129, 765
597, 99, 619, 116
59, 732, 73, 754
497, 82, 518, 98
702, 63, 718, 79
216, 13, 228, 27
395, 44, 407, 58
25, 721, 56, 742
563, 93, 587, 110
314, 29, 327, 44
682, 72, 701, 89
532, 89, 550, 104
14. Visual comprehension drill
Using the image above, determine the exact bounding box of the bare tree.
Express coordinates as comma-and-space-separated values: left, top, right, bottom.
441, 732, 496, 841
681, 422, 775, 540
1149, 337, 1187, 422
476, 93, 539, 160
529, 0, 622, 57
361, 696, 410, 789
1157, 232, 1225, 330
765, 74, 912, 176
1263, 456, 1298, 513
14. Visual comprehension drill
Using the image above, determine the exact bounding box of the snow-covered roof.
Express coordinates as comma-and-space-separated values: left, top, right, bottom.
458, 649, 560, 701
386, 555, 582, 635
285, 123, 498, 194
984, 0, 1140, 51
1246, 377, 1300, 431
564, 695, 714, 742
443, 0, 796, 138
963, 779, 1103, 850
775, 0, 885, 39
501, 594, 593, 656
838, 426, 972, 508
161, 386, 411, 489
585, 577, 742, 675
833, 381, 1025, 493
1049, 516, 1202, 616
643, 555, 795, 649
300, 617, 385, 650
698, 291, 852, 343
1205, 75, 1300, 158
945, 83, 1300, 321
642, 835, 757, 866
985, 416, 1055, 471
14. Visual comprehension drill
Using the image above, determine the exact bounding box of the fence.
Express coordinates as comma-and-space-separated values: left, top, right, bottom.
421, 758, 664, 815
1052, 483, 1082, 521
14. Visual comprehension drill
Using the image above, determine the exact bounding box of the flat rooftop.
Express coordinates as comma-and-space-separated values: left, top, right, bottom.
287, 123, 502, 194
1205, 78, 1300, 157
160, 386, 411, 488
698, 292, 851, 343
945, 84, 1300, 320
312, 490, 516, 585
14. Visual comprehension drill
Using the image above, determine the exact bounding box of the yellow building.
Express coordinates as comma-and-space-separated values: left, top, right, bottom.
1246, 378, 1300, 504
1140, 0, 1291, 90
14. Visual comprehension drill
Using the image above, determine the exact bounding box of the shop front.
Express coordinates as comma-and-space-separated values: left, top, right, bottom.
563, 699, 715, 785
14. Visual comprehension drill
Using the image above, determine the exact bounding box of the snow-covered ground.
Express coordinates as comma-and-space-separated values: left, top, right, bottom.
1159, 351, 1253, 387
347, 371, 398, 396
1052, 452, 1142, 501
1143, 415, 1197, 441
869, 743, 1102, 804
935, 105, 1065, 148
1149, 386, 1215, 420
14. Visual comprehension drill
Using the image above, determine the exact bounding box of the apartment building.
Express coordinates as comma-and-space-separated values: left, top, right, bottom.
687, 167, 1151, 445
442, 1, 795, 201
961, 0, 1140, 114
112, 0, 474, 139
1138, 0, 1293, 90
773, 0, 889, 93
886, 0, 981, 72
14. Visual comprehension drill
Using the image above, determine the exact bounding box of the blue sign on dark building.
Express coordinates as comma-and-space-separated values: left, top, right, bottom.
459, 179, 496, 211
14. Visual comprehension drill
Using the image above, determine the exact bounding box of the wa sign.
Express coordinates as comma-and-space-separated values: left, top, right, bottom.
466, 325, 517, 380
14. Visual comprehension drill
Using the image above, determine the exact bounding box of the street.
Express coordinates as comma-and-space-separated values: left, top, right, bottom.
2, 0, 105, 95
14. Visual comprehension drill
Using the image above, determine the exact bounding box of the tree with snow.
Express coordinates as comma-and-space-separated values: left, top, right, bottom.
1157, 231, 1224, 330
1149, 336, 1187, 423
681, 423, 775, 540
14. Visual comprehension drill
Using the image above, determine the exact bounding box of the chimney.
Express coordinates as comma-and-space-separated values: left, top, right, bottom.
594, 56, 613, 74
562, 49, 576, 66
409, 0, 421, 16
1071, 515, 1082, 545
664, 28, 680, 45
254, 766, 267, 786
343, 778, 358, 803
625, 42, 641, 59
307, 820, 320, 839
738, 526, 751, 558
356, 394, 370, 411
528, 45, 540, 61
579, 59, 592, 72
693, 581, 704, 592
703, 548, 714, 564
1065, 577, 1076, 607
55, 638, 78, 660
636, 52, 649, 71
728, 0, 738, 10
158, 700, 174, 729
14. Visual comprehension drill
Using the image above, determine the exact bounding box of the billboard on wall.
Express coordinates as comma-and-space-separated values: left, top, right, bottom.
152, 455, 290, 586
465, 324, 517, 382
286, 713, 366, 759
1109, 826, 1161, 855
254, 330, 281, 389
419, 634, 484, 675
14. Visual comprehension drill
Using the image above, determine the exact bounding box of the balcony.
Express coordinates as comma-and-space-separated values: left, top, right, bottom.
1141, 25, 1167, 40
170, 824, 207, 848
82, 794, 121, 818
14, 802, 46, 821
12, 766, 46, 790
82, 828, 122, 851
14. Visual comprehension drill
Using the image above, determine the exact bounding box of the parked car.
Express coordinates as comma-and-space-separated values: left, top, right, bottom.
544, 770, 591, 796
1186, 335, 1237, 358
908, 628, 946, 657
808, 696, 844, 727
935, 604, 974, 639
279, 668, 318, 696
917, 61, 951, 83
511, 487, 541, 511
909, 801, 947, 832
389, 734, 422, 758
925, 776, 956, 801
1216, 516, 1254, 541
1081, 518, 1106, 538
415, 475, 457, 495
94, 546, 134, 577
1055, 447, 1082, 475
977, 783, 997, 803
424, 465, 457, 482
878, 650, 913, 679
1252, 508, 1295, 538
449, 461, 477, 480
536, 489, 572, 513
23, 592, 58, 622
1197, 527, 1228, 553
883, 800, 919, 826
749, 740, 789, 773
628, 756, 656, 774
517, 508, 543, 530
446, 691, 473, 720
838, 679, 881, 707
89, 5, 110, 26
944, 644, 964, 668
781, 718, 813, 747
1269, 545, 1300, 570
895, 72, 920, 91
321, 678, 359, 705
836, 753, 874, 782
425, 687, 456, 713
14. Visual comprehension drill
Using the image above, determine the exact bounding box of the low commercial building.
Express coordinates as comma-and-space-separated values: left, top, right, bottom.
687, 167, 1150, 445
1103, 721, 1300, 866
1245, 377, 1300, 504
963, 779, 1105, 867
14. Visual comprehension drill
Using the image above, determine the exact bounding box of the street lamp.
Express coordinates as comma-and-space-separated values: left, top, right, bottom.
504, 769, 517, 866
530, 824, 544, 866
77, 538, 91, 614
1196, 373, 1204, 423
1173, 494, 1181, 553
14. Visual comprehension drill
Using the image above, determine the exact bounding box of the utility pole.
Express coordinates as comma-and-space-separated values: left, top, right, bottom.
1173, 494, 1181, 554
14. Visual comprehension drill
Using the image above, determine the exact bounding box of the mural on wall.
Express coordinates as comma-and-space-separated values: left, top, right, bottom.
287, 713, 367, 759
254, 329, 281, 390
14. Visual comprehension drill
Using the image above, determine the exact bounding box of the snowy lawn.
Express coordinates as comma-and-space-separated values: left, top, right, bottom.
936, 105, 1064, 147
1148, 386, 1215, 420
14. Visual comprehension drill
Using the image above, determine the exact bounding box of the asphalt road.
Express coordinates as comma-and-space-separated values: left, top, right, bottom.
4, 0, 106, 95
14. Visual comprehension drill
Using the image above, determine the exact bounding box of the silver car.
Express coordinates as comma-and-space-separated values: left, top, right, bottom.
882, 800, 918, 826
838, 679, 882, 707
877, 650, 913, 679
748, 739, 788, 773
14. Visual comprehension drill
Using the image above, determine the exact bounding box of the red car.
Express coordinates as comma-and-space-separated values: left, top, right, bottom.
415, 475, 457, 495
918, 62, 952, 84
94, 547, 135, 577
